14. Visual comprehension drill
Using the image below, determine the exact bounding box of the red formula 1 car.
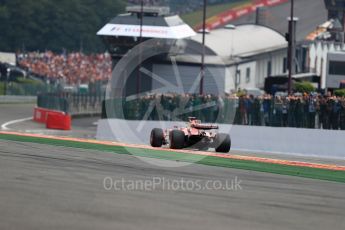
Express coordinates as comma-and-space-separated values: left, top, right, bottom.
150, 117, 231, 153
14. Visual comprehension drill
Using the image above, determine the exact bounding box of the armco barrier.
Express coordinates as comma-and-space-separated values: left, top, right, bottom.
46, 113, 71, 131
96, 119, 345, 159
0, 96, 36, 104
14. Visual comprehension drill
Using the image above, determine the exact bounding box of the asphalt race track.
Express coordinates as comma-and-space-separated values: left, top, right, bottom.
0, 140, 345, 230
0, 103, 34, 124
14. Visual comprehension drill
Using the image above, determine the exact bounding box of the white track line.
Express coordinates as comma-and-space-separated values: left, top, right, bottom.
1, 117, 33, 131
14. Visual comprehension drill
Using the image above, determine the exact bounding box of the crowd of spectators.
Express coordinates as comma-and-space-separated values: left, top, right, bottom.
117, 92, 345, 130
233, 92, 345, 130
17, 51, 112, 85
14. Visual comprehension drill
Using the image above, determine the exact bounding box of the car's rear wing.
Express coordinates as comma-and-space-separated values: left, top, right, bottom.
191, 124, 219, 130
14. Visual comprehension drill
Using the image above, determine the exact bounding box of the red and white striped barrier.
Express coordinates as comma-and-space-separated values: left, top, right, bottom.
195, 0, 289, 31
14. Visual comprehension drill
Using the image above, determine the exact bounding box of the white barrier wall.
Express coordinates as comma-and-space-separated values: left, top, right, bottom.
0, 96, 36, 103
96, 119, 345, 159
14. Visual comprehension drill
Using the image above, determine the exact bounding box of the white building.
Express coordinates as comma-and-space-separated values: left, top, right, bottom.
164, 23, 288, 94
307, 41, 345, 89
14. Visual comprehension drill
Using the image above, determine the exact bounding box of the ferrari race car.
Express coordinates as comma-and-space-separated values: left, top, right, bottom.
150, 117, 231, 153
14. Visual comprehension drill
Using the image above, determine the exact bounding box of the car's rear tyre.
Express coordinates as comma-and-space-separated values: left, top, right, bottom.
215, 133, 231, 153
150, 128, 164, 147
170, 130, 185, 149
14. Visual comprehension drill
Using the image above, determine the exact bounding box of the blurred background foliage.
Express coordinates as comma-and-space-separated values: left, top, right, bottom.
0, 0, 126, 53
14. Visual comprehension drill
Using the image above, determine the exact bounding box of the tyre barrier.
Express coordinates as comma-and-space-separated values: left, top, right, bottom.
33, 107, 71, 130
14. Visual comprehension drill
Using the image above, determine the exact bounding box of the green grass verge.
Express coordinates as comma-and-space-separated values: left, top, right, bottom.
1, 133, 345, 183
181, 0, 251, 27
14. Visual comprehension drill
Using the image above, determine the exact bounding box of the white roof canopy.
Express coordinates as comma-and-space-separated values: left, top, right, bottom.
190, 24, 287, 58
97, 24, 196, 39
0, 52, 16, 65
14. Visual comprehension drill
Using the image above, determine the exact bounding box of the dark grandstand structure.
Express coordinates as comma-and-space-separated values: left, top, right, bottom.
97, 6, 195, 96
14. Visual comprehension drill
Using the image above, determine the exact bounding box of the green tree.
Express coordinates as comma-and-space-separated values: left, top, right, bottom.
294, 81, 315, 94
334, 89, 345, 97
